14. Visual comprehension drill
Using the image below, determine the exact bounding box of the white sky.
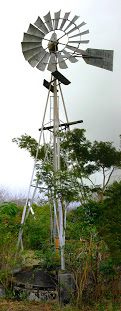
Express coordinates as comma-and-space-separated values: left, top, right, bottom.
0, 0, 121, 195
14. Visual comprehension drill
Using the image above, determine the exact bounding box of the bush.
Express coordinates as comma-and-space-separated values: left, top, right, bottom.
0, 202, 21, 293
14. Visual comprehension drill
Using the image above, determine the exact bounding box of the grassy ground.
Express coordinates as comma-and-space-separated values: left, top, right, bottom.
0, 299, 121, 311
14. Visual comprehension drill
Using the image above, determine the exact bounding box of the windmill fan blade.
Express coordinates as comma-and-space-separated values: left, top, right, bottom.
44, 11, 53, 31
21, 11, 90, 73
28, 50, 47, 67
27, 24, 45, 38
36, 52, 50, 71
54, 10, 61, 30
23, 33, 43, 43
47, 53, 57, 72
57, 52, 68, 69
63, 50, 78, 63
64, 15, 80, 32
66, 22, 86, 35
23, 47, 44, 61
68, 40, 89, 44
34, 16, 48, 34
66, 44, 85, 55
60, 12, 70, 30
69, 30, 89, 39
21, 42, 42, 52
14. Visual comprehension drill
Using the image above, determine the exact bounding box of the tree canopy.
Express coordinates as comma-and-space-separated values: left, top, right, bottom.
12, 129, 121, 202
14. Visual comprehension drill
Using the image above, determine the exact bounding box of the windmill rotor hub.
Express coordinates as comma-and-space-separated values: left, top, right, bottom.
44, 29, 68, 52
48, 41, 58, 53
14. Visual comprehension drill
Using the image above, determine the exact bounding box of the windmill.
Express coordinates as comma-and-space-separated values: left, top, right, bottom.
18, 10, 114, 269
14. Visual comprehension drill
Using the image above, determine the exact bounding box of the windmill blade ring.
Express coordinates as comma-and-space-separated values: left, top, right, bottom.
21, 10, 89, 72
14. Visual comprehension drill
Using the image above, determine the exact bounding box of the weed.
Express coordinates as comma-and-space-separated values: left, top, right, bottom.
20, 292, 28, 299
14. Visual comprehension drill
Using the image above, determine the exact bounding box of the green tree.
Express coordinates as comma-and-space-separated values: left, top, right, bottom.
90, 141, 121, 202
12, 129, 94, 203
60, 132, 121, 202
12, 132, 121, 202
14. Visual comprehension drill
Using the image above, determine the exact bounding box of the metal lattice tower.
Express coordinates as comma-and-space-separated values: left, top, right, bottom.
17, 10, 114, 270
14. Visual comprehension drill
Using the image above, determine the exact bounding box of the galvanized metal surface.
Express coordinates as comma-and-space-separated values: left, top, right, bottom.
54, 10, 61, 30
69, 29, 89, 38
27, 23, 45, 38
59, 12, 70, 29
36, 52, 50, 71
21, 10, 89, 72
23, 33, 43, 42
44, 11, 53, 31
64, 15, 80, 32
83, 48, 114, 71
34, 16, 48, 34
23, 47, 43, 61
63, 49, 78, 63
66, 44, 85, 54
28, 50, 46, 67
66, 21, 86, 35
47, 53, 56, 72
68, 39, 89, 44
21, 11, 114, 73
57, 52, 68, 69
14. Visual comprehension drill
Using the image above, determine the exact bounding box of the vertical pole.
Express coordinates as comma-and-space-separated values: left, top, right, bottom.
53, 78, 65, 270
53, 78, 60, 171
53, 78, 59, 247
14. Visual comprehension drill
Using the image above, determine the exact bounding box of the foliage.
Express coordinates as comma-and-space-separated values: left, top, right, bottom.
64, 182, 121, 305
23, 204, 50, 250
12, 129, 121, 203
60, 128, 92, 172
90, 141, 121, 169
35, 244, 60, 270
12, 134, 48, 160
83, 181, 121, 264
0, 202, 21, 293
90, 141, 121, 201
0, 201, 19, 217
12, 130, 121, 304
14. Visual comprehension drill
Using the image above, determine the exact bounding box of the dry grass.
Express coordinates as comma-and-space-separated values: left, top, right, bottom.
24, 250, 40, 266
0, 299, 121, 311
0, 299, 56, 311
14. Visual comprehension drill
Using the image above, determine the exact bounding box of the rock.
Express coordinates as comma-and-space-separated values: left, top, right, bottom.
58, 270, 75, 304
12, 266, 57, 301
0, 284, 6, 298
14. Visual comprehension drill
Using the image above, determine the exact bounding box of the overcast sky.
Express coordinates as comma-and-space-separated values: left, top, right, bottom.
0, 0, 121, 195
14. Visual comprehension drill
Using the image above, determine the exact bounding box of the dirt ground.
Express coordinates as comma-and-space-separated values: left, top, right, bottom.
0, 299, 56, 311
